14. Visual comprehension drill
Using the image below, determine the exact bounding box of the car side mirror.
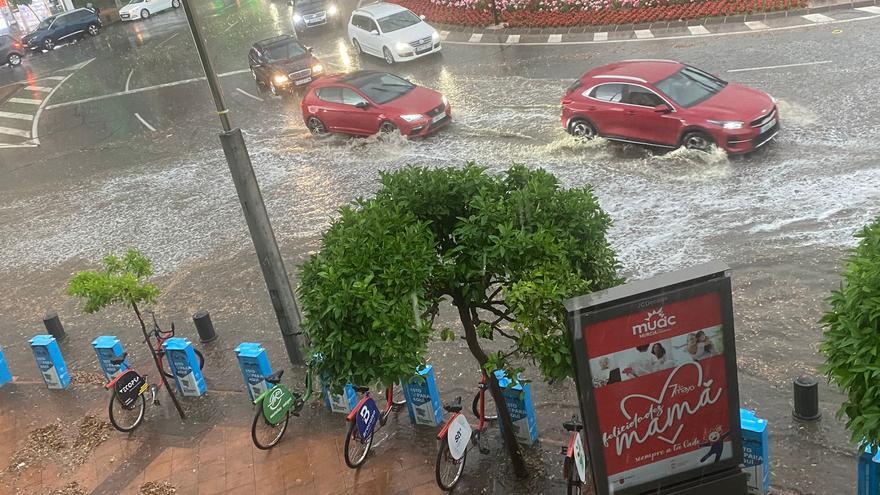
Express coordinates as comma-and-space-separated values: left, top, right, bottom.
355, 101, 369, 109
370, 29, 379, 35
419, 14, 426, 20
654, 104, 672, 113
306, 46, 312, 52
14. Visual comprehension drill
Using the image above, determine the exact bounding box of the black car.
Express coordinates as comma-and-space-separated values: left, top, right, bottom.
288, 0, 344, 34
21, 7, 101, 52
248, 35, 324, 97
0, 35, 24, 67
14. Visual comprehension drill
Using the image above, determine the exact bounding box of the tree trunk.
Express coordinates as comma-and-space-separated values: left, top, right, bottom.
132, 303, 186, 420
452, 291, 528, 479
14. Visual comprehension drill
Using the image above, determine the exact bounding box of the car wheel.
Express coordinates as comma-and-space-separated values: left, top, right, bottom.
307, 116, 327, 135
172, 0, 180, 7
7, 53, 21, 66
42, 38, 55, 51
87, 23, 100, 36
568, 119, 597, 140
352, 38, 363, 55
682, 131, 713, 152
140, 9, 150, 19
379, 121, 397, 134
382, 47, 394, 65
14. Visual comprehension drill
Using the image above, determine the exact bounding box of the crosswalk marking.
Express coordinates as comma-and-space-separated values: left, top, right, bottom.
688, 25, 710, 35
856, 6, 880, 14
634, 29, 654, 39
8, 97, 42, 105
440, 30, 449, 40
0, 126, 31, 138
548, 34, 562, 43
0, 111, 34, 121
506, 35, 520, 43
802, 13, 833, 23
745, 20, 768, 30
25, 86, 53, 92
593, 32, 608, 41
44, 76, 66, 81
469, 33, 482, 43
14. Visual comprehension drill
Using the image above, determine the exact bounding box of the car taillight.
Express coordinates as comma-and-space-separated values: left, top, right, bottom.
13, 42, 21, 48
561, 99, 572, 105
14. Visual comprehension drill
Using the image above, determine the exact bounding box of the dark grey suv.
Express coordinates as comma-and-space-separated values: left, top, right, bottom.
0, 35, 24, 67
21, 7, 102, 52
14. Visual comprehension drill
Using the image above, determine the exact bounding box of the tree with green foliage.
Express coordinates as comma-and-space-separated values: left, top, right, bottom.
299, 164, 620, 476
68, 249, 185, 419
821, 216, 880, 448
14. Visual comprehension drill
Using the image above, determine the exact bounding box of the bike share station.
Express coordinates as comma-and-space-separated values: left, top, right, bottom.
565, 261, 770, 495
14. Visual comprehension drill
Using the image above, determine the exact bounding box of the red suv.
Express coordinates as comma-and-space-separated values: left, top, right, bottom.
561, 60, 779, 154
301, 70, 451, 138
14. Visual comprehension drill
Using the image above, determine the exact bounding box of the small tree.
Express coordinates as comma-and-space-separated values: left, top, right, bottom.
299, 164, 620, 475
821, 216, 880, 447
68, 249, 185, 419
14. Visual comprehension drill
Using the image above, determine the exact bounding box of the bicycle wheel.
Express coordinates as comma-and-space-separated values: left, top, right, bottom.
435, 440, 467, 491
343, 420, 373, 468
392, 386, 406, 407
472, 391, 498, 421
251, 407, 290, 450
108, 392, 145, 432
160, 349, 205, 378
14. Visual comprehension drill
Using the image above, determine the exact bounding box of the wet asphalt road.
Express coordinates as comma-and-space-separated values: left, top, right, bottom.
0, 0, 879, 492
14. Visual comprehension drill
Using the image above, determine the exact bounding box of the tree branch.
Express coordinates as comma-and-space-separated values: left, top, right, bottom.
478, 303, 515, 323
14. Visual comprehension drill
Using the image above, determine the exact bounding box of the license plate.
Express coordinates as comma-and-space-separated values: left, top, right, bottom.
416, 45, 432, 54
121, 13, 129, 17
760, 118, 776, 134
431, 113, 445, 124
294, 77, 312, 86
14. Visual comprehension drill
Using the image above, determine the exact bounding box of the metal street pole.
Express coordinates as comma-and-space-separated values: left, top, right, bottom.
180, 0, 305, 364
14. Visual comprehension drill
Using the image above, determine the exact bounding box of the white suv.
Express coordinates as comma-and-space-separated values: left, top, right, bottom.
348, 3, 441, 65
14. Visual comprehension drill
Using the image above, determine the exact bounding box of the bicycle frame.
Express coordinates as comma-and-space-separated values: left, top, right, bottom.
437, 371, 490, 444
346, 386, 395, 427
253, 366, 314, 415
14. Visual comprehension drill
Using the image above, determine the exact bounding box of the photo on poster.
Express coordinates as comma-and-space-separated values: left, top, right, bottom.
669, 325, 724, 363
588, 338, 676, 387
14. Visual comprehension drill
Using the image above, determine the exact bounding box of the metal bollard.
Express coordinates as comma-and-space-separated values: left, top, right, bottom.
793, 374, 821, 421
42, 311, 66, 340
192, 310, 217, 343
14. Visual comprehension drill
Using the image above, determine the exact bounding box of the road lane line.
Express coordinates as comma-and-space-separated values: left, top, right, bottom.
688, 25, 710, 35
32, 59, 93, 146
744, 20, 768, 30
0, 111, 34, 121
9, 97, 42, 105
236, 88, 264, 102
134, 113, 157, 132
0, 126, 30, 138
155, 32, 179, 48
634, 29, 654, 39
0, 142, 37, 149
126, 70, 134, 92
548, 34, 562, 43
856, 6, 880, 14
506, 35, 520, 43
802, 13, 834, 23
594, 32, 608, 41
726, 60, 832, 73
44, 76, 66, 81
24, 86, 53, 92
469, 33, 483, 43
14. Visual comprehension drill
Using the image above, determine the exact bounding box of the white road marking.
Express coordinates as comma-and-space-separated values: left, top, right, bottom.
9, 97, 41, 105
0, 142, 37, 149
726, 60, 833, 73
59, 58, 95, 71
469, 33, 483, 43
688, 25, 710, 35
221, 20, 240, 33
44, 76, 67, 81
802, 13, 833, 23
745, 20, 768, 30
856, 6, 880, 14
506, 35, 520, 43
0, 111, 34, 121
126, 70, 134, 92
548, 34, 562, 43
593, 32, 608, 41
0, 126, 30, 138
134, 113, 157, 132
440, 30, 449, 40
24, 86, 53, 92
31, 59, 92, 146
235, 88, 264, 102
155, 32, 179, 48
634, 29, 654, 39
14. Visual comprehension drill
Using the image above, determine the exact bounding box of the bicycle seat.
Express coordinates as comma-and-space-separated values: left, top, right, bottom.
110, 352, 128, 366
443, 396, 463, 413
265, 370, 284, 385
353, 386, 370, 394
563, 416, 583, 432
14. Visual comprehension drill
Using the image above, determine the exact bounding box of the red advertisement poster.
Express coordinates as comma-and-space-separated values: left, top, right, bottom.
584, 291, 734, 490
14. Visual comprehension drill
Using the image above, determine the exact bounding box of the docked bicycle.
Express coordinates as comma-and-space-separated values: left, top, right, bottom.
105, 352, 160, 432
343, 385, 407, 468
561, 415, 589, 495
250, 367, 314, 449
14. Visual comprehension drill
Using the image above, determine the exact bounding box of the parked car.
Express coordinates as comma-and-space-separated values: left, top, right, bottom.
119, 0, 181, 21
348, 3, 441, 65
561, 59, 779, 154
249, 35, 324, 97
21, 8, 101, 52
301, 70, 450, 137
0, 35, 24, 67
288, 0, 344, 34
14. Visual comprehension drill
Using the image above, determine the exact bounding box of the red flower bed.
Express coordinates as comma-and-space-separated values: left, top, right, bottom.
393, 0, 807, 27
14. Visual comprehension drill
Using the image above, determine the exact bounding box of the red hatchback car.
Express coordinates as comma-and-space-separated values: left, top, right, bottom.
301, 70, 451, 137
561, 60, 779, 154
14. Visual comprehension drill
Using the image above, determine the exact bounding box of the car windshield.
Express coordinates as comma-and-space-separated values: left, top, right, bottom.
654, 66, 728, 107
37, 17, 56, 30
347, 72, 415, 104
376, 10, 421, 33
264, 42, 307, 62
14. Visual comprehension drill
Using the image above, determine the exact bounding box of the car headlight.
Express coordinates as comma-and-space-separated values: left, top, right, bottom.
395, 41, 411, 53
442, 95, 448, 107
327, 4, 338, 15
708, 120, 743, 130
432, 30, 440, 42
292, 13, 302, 22
400, 114, 424, 122
273, 74, 290, 85
312, 63, 323, 73
769, 94, 778, 104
